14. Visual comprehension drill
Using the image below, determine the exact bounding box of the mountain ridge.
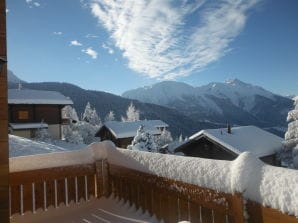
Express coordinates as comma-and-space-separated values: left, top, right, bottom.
122, 79, 292, 129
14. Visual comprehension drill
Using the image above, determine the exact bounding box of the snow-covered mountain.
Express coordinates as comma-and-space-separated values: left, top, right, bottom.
122, 79, 293, 128
7, 70, 26, 84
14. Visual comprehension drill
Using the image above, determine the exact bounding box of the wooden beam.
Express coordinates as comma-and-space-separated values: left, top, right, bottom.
0, 0, 8, 222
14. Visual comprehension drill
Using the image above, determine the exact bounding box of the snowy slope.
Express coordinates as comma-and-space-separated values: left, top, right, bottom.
123, 79, 292, 128
9, 135, 85, 157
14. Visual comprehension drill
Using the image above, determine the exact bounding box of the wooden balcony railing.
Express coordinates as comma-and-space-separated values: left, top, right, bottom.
9, 142, 298, 223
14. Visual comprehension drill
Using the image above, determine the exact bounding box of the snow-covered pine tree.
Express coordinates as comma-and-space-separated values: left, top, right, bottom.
83, 102, 93, 123
105, 110, 115, 122
283, 96, 298, 169
127, 125, 157, 152
122, 102, 140, 122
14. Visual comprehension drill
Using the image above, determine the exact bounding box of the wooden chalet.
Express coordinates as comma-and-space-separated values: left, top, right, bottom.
174, 125, 283, 165
95, 120, 168, 148
8, 89, 73, 139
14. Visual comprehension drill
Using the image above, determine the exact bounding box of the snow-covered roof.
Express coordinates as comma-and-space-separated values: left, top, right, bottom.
10, 122, 48, 130
187, 126, 283, 158
100, 120, 168, 139
8, 89, 73, 105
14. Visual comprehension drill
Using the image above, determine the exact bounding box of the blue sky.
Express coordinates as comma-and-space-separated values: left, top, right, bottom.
6, 0, 298, 96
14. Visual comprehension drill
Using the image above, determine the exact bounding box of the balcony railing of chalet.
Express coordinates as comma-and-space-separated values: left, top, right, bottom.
9, 141, 298, 223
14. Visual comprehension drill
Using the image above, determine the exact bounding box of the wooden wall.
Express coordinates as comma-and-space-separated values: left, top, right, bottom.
0, 0, 9, 222
9, 104, 61, 124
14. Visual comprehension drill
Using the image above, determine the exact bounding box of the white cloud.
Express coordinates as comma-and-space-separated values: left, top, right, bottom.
70, 40, 83, 46
53, 31, 63, 35
86, 34, 99, 38
102, 43, 114, 54
82, 47, 98, 59
26, 0, 41, 8
6, 9, 9, 13
89, 0, 260, 79
33, 2, 40, 7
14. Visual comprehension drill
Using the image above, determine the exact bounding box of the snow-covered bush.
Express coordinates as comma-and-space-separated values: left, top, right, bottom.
155, 129, 173, 150
105, 110, 115, 122
63, 105, 79, 123
122, 102, 140, 122
281, 97, 298, 169
35, 127, 52, 142
127, 125, 157, 152
63, 125, 84, 144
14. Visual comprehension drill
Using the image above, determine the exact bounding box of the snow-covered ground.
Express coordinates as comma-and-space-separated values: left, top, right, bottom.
9, 135, 86, 157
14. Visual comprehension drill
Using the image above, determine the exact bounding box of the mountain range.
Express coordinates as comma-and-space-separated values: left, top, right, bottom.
8, 70, 293, 137
122, 80, 292, 132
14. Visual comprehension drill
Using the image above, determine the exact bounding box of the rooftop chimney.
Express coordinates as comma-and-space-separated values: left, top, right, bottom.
227, 122, 231, 134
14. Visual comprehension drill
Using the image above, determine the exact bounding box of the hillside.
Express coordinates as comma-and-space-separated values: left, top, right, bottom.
8, 81, 221, 137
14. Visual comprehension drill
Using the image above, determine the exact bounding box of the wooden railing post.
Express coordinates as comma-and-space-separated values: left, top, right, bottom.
95, 159, 110, 198
231, 193, 245, 223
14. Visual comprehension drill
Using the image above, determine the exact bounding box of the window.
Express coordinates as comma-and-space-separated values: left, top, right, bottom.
18, 110, 29, 120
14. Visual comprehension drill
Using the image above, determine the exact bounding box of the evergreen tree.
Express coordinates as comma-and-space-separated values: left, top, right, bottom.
127, 125, 157, 152
283, 97, 298, 169
122, 102, 140, 122
105, 110, 115, 122
83, 102, 93, 123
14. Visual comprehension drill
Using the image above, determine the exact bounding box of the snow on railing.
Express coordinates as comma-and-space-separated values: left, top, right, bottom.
109, 147, 298, 218
9, 141, 298, 220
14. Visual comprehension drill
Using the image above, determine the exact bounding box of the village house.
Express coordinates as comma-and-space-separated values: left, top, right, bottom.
95, 120, 168, 148
174, 125, 283, 166
8, 88, 73, 139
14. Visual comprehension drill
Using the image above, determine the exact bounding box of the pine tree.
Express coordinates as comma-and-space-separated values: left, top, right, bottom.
83, 102, 93, 123
105, 111, 115, 122
122, 102, 140, 122
127, 125, 157, 152
283, 97, 298, 169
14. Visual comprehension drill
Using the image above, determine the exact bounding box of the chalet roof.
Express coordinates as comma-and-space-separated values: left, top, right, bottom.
10, 122, 48, 130
8, 89, 73, 105
179, 126, 283, 158
99, 120, 168, 139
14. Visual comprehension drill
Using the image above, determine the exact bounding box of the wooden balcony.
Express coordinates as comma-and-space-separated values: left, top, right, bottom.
9, 141, 298, 223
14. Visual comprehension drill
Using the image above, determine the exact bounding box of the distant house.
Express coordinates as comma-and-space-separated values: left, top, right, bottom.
95, 120, 169, 148
8, 89, 73, 139
174, 126, 283, 166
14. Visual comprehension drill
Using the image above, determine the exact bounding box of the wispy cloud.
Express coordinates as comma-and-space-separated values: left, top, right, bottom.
53, 31, 63, 35
89, 0, 260, 79
6, 8, 9, 13
86, 34, 99, 38
25, 0, 41, 8
82, 47, 98, 59
102, 43, 114, 54
70, 40, 83, 46
33, 2, 40, 7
